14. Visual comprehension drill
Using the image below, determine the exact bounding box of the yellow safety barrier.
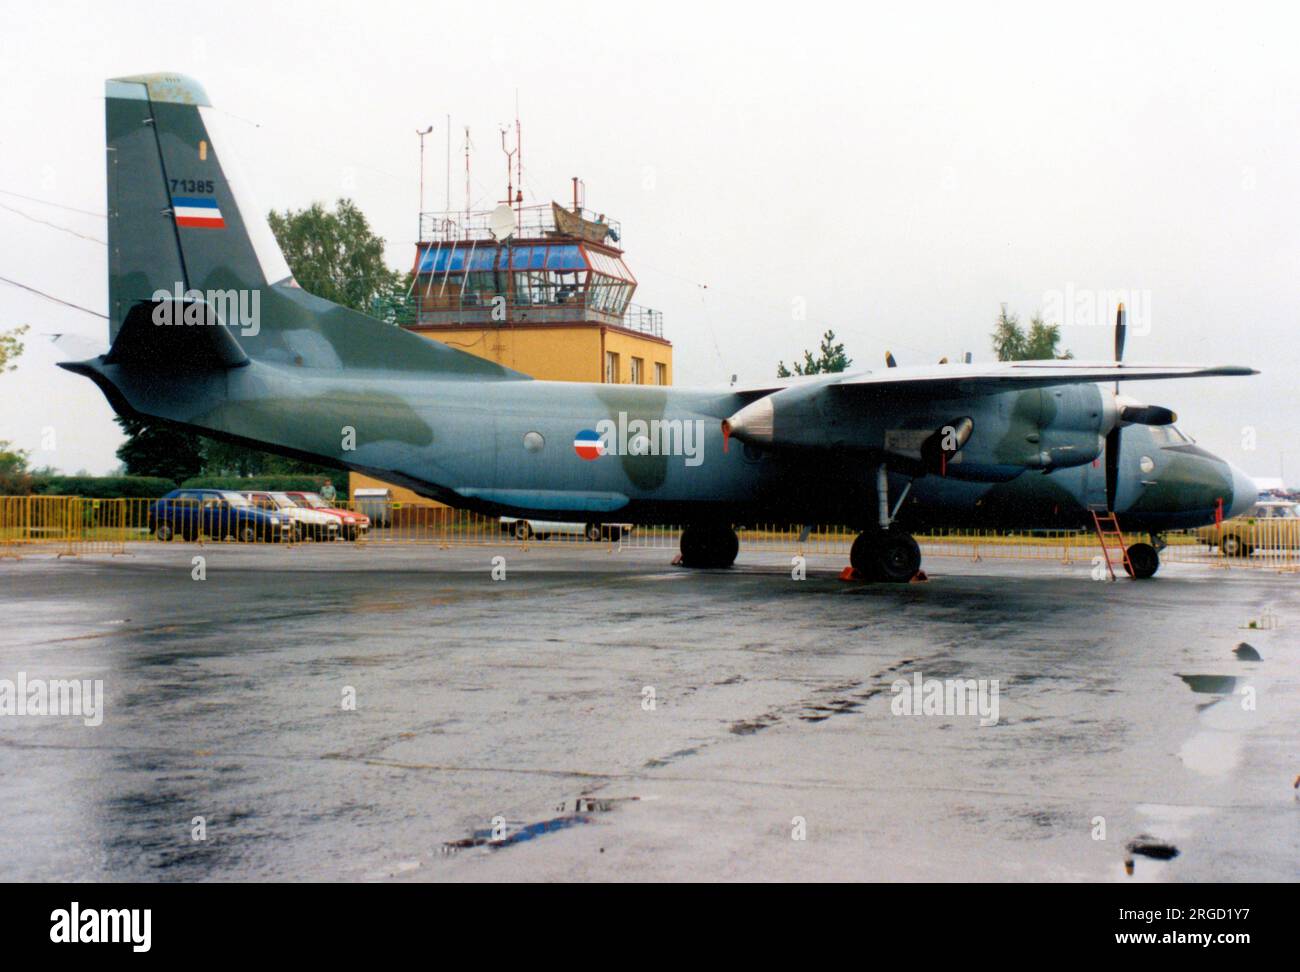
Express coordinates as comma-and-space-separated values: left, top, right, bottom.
2, 496, 1298, 571
0, 496, 127, 557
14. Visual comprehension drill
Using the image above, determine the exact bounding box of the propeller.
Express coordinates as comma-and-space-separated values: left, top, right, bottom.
1102, 303, 1178, 509
1114, 302, 1127, 369
1119, 403, 1176, 426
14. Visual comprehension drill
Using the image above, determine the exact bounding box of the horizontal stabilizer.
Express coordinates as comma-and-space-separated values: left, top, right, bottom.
102, 300, 249, 370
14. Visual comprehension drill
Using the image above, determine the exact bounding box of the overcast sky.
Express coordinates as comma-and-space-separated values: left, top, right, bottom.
1, 0, 1296, 479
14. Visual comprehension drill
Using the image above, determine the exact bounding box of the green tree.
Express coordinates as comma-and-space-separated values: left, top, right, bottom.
114, 415, 205, 483
0, 441, 33, 493
0, 324, 30, 373
1024, 314, 1072, 360
990, 305, 1026, 361
268, 198, 403, 312
991, 306, 1071, 361
777, 329, 852, 377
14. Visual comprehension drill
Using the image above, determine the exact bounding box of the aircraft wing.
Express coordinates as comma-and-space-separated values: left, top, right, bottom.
822, 360, 1258, 397
721, 360, 1258, 451
724, 373, 834, 397
728, 361, 1256, 401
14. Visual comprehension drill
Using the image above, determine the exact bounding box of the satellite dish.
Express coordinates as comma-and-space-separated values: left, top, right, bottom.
488, 203, 515, 241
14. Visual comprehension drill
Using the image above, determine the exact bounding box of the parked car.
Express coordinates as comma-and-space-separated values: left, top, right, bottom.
499, 517, 633, 541
244, 491, 341, 541
283, 491, 371, 540
1196, 500, 1300, 557
148, 489, 294, 543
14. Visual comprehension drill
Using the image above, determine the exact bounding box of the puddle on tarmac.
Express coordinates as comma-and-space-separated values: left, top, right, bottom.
644, 747, 700, 769
442, 796, 639, 852
1127, 833, 1180, 861
1178, 674, 1238, 695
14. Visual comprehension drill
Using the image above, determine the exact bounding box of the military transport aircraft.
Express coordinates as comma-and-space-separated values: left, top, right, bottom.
64, 73, 1259, 581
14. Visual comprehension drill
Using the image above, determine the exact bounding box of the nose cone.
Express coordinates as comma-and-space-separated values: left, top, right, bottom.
1227, 464, 1257, 518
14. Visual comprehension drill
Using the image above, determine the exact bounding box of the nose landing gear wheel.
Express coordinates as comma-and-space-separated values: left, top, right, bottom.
1124, 542, 1160, 579
679, 524, 739, 568
851, 530, 922, 583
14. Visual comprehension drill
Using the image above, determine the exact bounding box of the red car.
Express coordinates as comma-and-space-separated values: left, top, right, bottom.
284, 491, 371, 541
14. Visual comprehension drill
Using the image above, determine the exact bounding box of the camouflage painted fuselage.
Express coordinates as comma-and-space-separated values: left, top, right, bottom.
66, 72, 1253, 536
72, 278, 1242, 533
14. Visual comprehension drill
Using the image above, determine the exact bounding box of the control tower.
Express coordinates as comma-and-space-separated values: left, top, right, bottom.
382, 179, 671, 385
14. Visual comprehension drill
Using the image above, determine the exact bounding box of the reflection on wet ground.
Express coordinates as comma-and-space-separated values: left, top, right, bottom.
0, 545, 1296, 881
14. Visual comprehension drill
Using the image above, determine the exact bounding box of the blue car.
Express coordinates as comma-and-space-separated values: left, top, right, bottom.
148, 489, 294, 543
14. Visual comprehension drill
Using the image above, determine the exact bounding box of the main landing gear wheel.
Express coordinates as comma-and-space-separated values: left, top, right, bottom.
679, 524, 739, 568
1124, 542, 1160, 579
851, 531, 922, 583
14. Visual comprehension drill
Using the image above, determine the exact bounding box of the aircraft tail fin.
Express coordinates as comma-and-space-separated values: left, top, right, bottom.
102, 73, 525, 380
104, 73, 288, 340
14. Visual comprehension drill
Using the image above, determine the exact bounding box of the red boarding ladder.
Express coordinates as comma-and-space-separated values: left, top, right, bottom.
1090, 510, 1133, 580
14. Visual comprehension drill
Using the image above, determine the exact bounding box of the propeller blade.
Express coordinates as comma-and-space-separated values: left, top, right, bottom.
885, 351, 897, 368
1119, 404, 1177, 426
1105, 426, 1122, 511
1114, 302, 1127, 364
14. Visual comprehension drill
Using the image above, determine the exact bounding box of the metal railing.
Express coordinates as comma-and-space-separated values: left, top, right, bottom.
5, 496, 1300, 572
621, 304, 664, 337
419, 205, 622, 246
371, 293, 664, 338
0, 496, 126, 557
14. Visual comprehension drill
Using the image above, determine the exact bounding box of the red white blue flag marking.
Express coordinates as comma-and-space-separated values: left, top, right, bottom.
573, 429, 605, 461
173, 196, 225, 229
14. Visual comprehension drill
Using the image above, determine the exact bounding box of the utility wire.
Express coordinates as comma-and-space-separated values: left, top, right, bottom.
0, 201, 106, 245
0, 188, 105, 218
0, 275, 107, 318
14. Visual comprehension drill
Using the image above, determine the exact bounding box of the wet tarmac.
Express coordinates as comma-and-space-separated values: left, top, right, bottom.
1, 544, 1296, 881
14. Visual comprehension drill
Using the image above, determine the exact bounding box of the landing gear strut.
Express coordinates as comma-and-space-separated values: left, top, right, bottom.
679, 523, 739, 568
849, 463, 923, 583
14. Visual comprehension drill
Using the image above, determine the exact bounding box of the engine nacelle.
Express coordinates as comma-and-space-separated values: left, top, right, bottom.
723, 381, 1109, 478
1012, 383, 1107, 471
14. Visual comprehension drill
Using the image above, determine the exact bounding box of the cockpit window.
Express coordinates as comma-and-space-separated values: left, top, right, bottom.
1149, 426, 1194, 447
